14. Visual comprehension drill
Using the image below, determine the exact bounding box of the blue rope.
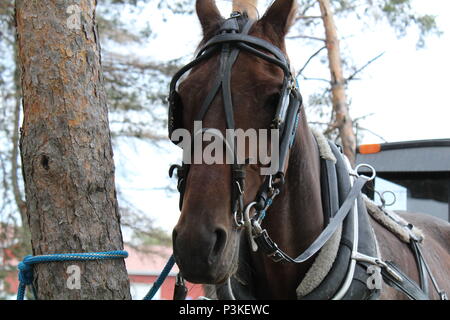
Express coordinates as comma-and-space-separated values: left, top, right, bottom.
17, 250, 177, 300
17, 250, 128, 300
143, 255, 176, 300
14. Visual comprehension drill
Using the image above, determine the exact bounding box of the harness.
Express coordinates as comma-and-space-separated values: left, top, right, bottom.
168, 12, 301, 222
215, 141, 447, 300
168, 13, 447, 301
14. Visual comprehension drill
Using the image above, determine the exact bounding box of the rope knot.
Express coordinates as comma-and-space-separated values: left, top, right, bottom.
18, 255, 34, 285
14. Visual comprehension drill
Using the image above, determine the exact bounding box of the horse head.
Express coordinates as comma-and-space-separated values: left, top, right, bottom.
171, 0, 298, 284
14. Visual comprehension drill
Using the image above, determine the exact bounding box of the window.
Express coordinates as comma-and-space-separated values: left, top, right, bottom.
368, 173, 449, 222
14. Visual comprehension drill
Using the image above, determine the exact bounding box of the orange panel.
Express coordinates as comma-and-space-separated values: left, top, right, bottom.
359, 144, 381, 154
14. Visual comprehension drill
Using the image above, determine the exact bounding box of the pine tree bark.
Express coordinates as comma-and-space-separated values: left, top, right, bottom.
15, 0, 131, 299
318, 0, 356, 165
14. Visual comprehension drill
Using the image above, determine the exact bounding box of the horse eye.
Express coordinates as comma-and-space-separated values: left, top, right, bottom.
265, 93, 280, 108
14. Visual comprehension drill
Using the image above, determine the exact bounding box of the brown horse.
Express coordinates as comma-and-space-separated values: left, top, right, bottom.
171, 0, 450, 300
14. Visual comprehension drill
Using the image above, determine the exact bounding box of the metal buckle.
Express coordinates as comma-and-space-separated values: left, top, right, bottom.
176, 273, 185, 287
288, 76, 297, 91
230, 11, 242, 18
244, 202, 257, 222
272, 173, 285, 188
354, 163, 376, 181
176, 178, 184, 192
253, 229, 286, 262
235, 181, 244, 195
268, 250, 285, 263
352, 252, 403, 282
268, 175, 273, 189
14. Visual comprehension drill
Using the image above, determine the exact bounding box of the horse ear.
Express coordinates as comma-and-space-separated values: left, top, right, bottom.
196, 0, 223, 35
259, 0, 298, 38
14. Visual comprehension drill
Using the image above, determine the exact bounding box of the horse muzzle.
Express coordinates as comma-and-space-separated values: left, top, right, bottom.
172, 222, 238, 284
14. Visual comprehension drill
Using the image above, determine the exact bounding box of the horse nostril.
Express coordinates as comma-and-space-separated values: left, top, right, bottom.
212, 228, 227, 259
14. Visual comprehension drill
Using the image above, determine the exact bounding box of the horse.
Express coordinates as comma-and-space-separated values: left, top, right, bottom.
169, 0, 450, 300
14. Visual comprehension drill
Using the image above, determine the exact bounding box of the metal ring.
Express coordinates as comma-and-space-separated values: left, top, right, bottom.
355, 163, 376, 181
233, 211, 244, 228
244, 202, 258, 223
268, 175, 273, 189
243, 202, 259, 252
381, 190, 397, 207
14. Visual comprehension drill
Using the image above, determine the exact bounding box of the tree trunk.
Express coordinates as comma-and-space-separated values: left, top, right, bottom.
318, 0, 356, 165
15, 0, 131, 299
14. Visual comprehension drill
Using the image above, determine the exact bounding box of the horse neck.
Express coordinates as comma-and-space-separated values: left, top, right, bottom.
248, 116, 325, 299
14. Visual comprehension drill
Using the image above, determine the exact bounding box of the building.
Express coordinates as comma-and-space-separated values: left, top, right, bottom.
356, 139, 450, 222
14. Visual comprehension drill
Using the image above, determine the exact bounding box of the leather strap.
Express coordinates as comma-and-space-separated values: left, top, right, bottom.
254, 175, 369, 263
410, 239, 448, 300
198, 33, 289, 66
381, 261, 429, 300
173, 274, 188, 300
410, 239, 429, 296
169, 46, 219, 94
235, 42, 291, 75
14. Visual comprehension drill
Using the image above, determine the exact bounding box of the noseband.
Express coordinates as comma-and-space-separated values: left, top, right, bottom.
168, 12, 302, 228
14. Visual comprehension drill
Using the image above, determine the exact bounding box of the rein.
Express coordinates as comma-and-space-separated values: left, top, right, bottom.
251, 166, 374, 263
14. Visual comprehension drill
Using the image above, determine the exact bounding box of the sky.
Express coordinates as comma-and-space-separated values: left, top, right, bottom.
115, 0, 450, 235
344, 1, 450, 142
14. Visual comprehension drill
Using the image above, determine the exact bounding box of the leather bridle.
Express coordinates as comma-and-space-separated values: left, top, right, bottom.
168, 12, 373, 267
168, 12, 302, 229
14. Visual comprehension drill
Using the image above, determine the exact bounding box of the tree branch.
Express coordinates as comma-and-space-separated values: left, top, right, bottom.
324, 121, 339, 135
308, 121, 330, 127
298, 74, 330, 83
354, 113, 375, 122
346, 52, 385, 83
355, 124, 388, 142
297, 0, 320, 20
297, 46, 327, 77
295, 15, 323, 21
287, 34, 326, 42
